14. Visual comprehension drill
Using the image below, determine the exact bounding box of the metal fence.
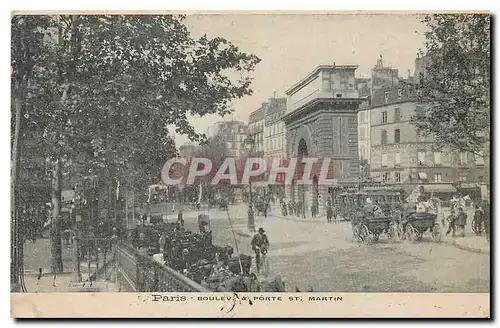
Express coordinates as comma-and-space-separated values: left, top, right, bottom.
116, 242, 210, 292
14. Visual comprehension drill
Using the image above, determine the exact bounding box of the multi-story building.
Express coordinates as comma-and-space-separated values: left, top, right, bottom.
264, 97, 287, 160
248, 105, 265, 156
369, 82, 487, 199
283, 64, 364, 216
371, 55, 399, 94
209, 120, 248, 158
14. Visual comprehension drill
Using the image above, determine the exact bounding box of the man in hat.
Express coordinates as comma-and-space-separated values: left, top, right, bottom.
456, 207, 468, 237
251, 227, 270, 272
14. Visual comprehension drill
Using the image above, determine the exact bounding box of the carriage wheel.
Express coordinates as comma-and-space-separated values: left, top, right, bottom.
471, 219, 478, 234
406, 223, 416, 242
431, 223, 442, 242
397, 225, 406, 240
359, 225, 370, 244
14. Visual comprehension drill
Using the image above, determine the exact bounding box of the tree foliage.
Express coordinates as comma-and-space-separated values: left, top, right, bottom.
12, 14, 261, 272
412, 14, 490, 155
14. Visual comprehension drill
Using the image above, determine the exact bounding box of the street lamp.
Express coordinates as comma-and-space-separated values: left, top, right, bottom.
244, 134, 256, 232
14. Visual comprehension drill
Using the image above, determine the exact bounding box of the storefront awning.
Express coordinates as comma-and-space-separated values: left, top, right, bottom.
422, 184, 457, 193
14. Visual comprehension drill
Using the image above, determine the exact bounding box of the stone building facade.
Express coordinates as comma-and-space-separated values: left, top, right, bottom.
283, 65, 363, 216
264, 97, 287, 160
248, 105, 265, 156
369, 83, 488, 199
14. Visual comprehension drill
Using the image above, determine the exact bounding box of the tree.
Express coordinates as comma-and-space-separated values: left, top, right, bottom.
11, 15, 53, 289
412, 14, 490, 156
195, 133, 231, 199
13, 14, 261, 272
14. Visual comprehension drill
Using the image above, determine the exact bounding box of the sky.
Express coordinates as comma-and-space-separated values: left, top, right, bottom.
173, 13, 427, 146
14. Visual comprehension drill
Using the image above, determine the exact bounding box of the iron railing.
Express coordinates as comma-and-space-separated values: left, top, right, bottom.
116, 242, 210, 292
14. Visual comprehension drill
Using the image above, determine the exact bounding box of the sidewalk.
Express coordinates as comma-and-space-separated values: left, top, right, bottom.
21, 238, 118, 292
440, 232, 490, 254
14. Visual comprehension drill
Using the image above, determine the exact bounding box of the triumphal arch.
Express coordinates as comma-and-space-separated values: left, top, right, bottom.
282, 65, 365, 217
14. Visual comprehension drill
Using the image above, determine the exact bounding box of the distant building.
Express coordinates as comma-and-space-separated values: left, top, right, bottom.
264, 97, 287, 160
209, 120, 248, 158
248, 105, 265, 156
371, 55, 399, 94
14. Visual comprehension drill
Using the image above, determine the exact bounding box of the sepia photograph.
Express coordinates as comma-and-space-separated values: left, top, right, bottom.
10, 11, 490, 318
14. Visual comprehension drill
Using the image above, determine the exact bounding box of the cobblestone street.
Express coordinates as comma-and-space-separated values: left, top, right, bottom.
183, 204, 490, 292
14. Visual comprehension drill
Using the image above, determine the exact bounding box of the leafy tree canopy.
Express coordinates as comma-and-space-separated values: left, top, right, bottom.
412, 14, 490, 156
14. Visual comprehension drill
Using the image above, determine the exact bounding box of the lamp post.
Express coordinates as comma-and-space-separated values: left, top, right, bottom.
244, 135, 256, 232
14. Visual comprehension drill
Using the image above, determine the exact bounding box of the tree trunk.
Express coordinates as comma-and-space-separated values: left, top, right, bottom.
10, 91, 22, 291
50, 159, 63, 273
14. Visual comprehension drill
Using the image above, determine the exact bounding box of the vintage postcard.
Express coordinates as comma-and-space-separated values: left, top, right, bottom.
10, 12, 490, 318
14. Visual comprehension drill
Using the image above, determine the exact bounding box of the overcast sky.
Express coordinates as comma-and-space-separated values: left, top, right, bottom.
173, 13, 427, 146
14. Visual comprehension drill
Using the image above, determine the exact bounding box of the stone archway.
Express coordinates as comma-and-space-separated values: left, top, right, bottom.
297, 138, 308, 219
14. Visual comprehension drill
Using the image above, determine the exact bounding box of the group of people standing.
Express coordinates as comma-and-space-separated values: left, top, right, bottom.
278, 193, 339, 223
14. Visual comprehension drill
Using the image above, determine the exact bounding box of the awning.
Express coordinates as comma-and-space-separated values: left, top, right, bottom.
418, 172, 428, 180
422, 184, 457, 193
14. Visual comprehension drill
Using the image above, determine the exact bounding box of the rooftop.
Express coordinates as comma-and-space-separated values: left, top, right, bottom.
286, 64, 359, 96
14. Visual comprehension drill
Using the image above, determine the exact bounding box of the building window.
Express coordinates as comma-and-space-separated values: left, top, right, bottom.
460, 174, 467, 182
381, 154, 388, 167
434, 173, 442, 183
394, 129, 401, 144
417, 151, 426, 166
384, 91, 390, 104
434, 151, 442, 165
395, 172, 401, 183
394, 108, 401, 122
382, 111, 388, 123
397, 89, 403, 100
395, 152, 401, 166
459, 151, 468, 165
475, 154, 485, 166
382, 172, 391, 183
381, 130, 388, 145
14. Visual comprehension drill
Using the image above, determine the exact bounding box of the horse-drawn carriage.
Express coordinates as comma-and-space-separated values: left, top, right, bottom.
400, 211, 442, 242
352, 205, 397, 243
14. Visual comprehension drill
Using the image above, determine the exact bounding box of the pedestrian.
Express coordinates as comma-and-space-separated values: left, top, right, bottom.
326, 202, 333, 223
456, 207, 467, 237
483, 200, 490, 242
445, 210, 457, 237
36, 267, 42, 286
177, 209, 184, 227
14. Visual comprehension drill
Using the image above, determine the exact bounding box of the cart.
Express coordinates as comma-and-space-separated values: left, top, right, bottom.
403, 212, 441, 242
352, 209, 396, 244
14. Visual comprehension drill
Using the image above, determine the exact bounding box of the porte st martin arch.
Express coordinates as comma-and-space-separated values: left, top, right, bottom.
283, 65, 364, 216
